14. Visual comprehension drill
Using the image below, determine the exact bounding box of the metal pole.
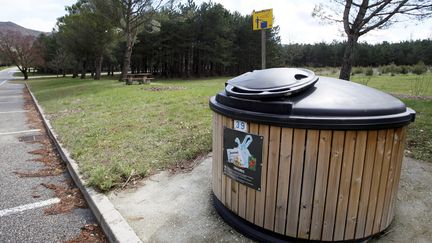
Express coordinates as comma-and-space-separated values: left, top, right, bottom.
261, 29, 266, 69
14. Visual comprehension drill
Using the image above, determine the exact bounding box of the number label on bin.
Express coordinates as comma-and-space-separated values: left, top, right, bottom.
234, 120, 248, 132
223, 127, 263, 191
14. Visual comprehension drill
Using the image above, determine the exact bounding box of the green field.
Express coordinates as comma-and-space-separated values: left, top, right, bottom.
27, 74, 432, 191
28, 77, 226, 191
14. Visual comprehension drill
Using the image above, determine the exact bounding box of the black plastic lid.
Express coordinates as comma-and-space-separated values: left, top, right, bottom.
210, 68, 416, 130
225, 68, 318, 99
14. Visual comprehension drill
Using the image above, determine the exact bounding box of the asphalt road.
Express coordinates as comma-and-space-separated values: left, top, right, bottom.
0, 68, 98, 242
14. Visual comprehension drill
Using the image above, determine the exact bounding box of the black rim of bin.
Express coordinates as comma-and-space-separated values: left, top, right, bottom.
210, 68, 416, 130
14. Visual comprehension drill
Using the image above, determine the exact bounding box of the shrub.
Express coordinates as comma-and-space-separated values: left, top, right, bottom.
352, 66, 363, 75
365, 67, 373, 76
412, 61, 427, 75
400, 65, 409, 74
411, 76, 431, 96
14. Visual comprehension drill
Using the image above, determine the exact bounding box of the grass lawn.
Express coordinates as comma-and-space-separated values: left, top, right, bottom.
0, 66, 12, 71
27, 77, 226, 191
351, 73, 432, 96
27, 73, 432, 191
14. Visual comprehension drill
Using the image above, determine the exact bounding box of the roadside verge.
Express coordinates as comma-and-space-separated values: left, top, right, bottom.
25, 83, 142, 243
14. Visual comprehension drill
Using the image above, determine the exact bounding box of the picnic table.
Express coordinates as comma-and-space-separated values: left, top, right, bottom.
126, 73, 154, 85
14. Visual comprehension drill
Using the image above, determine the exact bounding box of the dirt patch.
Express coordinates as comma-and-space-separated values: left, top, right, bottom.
144, 86, 186, 92
42, 181, 87, 215
65, 224, 107, 243
391, 93, 432, 101
168, 153, 208, 174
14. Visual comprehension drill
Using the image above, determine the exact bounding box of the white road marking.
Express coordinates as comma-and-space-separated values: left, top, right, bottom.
0, 198, 60, 217
0, 101, 21, 104
0, 80, 7, 87
0, 129, 41, 136
0, 110, 27, 114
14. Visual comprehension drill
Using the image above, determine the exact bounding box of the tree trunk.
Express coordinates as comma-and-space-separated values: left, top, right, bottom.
95, 55, 103, 80
23, 70, 28, 80
120, 32, 134, 81
80, 61, 86, 79
339, 34, 359, 81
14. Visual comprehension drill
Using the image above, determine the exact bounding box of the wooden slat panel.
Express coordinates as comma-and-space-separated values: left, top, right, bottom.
215, 113, 224, 200
364, 130, 387, 236
221, 116, 227, 205
212, 113, 219, 198
334, 131, 357, 241
298, 130, 320, 239
246, 123, 260, 223
224, 117, 233, 209
344, 131, 368, 240
372, 129, 394, 234
310, 130, 332, 240
286, 129, 307, 237
381, 127, 403, 228
231, 180, 239, 213
355, 131, 378, 239
254, 125, 270, 227
387, 127, 407, 224
264, 126, 282, 230
237, 122, 251, 218
274, 128, 294, 234
322, 131, 345, 241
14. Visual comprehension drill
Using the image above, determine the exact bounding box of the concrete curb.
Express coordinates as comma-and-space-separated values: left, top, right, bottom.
25, 83, 142, 243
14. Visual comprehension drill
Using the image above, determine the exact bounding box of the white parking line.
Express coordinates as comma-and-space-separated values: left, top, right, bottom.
0, 198, 60, 217
0, 80, 6, 87
0, 101, 21, 104
0, 110, 27, 114
0, 129, 41, 136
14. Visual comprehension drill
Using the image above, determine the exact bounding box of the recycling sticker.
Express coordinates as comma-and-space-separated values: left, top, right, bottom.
223, 127, 263, 191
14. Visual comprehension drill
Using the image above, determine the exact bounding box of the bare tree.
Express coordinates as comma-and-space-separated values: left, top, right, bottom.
0, 31, 40, 80
313, 0, 432, 80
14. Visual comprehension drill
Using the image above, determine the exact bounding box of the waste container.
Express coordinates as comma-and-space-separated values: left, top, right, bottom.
209, 68, 415, 242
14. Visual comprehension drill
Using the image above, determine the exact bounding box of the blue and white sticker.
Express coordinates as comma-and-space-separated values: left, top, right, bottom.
234, 120, 248, 132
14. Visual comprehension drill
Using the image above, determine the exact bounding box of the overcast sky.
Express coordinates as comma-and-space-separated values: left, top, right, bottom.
1, 0, 431, 44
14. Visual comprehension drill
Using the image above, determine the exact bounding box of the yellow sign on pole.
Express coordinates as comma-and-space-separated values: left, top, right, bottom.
252, 9, 273, 31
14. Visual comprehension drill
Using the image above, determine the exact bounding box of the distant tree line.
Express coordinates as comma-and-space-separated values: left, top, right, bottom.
2, 0, 431, 80
283, 40, 432, 68
34, 0, 283, 79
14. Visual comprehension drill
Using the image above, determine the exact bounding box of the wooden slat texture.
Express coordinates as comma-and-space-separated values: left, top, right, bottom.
245, 123, 260, 223
322, 131, 345, 241
286, 129, 307, 237
221, 116, 227, 206
364, 130, 387, 236
387, 127, 407, 224
254, 125, 270, 227
355, 131, 378, 239
264, 127, 282, 230
344, 131, 368, 239
238, 184, 247, 217
237, 122, 251, 218
274, 128, 294, 234
212, 113, 219, 198
333, 131, 357, 241
224, 117, 233, 209
310, 130, 333, 240
212, 113, 410, 241
381, 128, 403, 228
298, 130, 320, 238
372, 129, 394, 234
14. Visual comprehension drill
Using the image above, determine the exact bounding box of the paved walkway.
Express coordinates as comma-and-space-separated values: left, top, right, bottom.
0, 68, 97, 242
